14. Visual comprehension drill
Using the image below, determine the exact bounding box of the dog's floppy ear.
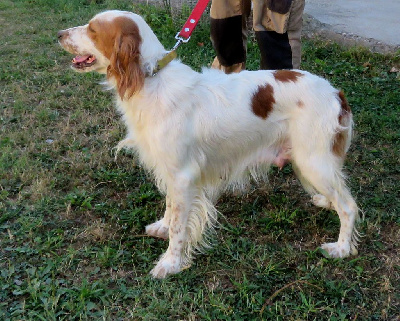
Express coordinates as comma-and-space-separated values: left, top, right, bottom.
108, 27, 144, 99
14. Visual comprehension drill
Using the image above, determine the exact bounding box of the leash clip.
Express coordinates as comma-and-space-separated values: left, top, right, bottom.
173, 32, 190, 51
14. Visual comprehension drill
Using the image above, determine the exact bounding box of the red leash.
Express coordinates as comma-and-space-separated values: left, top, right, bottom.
153, 0, 211, 75
173, 0, 211, 49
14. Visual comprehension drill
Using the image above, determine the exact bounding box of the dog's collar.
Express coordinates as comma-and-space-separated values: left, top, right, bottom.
150, 50, 177, 77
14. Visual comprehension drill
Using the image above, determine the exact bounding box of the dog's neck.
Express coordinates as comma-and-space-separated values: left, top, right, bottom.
135, 18, 170, 77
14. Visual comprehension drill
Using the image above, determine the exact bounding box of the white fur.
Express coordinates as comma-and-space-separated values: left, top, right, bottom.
59, 10, 360, 278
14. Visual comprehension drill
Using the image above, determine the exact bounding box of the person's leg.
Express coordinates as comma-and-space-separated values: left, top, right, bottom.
210, 0, 251, 73
253, 0, 305, 70
287, 0, 305, 69
255, 30, 293, 69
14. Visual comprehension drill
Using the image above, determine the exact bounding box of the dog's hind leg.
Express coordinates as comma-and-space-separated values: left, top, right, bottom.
320, 186, 359, 257
292, 163, 334, 210
293, 156, 359, 258
145, 195, 171, 239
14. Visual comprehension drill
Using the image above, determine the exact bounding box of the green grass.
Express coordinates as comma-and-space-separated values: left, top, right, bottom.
1, 0, 399, 319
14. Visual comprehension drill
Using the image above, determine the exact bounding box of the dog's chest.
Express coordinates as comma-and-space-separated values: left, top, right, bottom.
118, 98, 176, 162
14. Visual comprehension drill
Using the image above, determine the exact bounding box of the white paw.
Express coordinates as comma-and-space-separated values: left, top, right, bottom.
150, 256, 181, 278
145, 220, 169, 239
312, 194, 333, 209
320, 242, 353, 258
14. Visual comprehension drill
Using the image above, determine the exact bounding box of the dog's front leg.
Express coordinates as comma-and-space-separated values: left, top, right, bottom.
150, 172, 197, 278
145, 195, 171, 239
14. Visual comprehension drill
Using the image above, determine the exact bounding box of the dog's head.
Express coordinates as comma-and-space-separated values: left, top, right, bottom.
58, 10, 165, 98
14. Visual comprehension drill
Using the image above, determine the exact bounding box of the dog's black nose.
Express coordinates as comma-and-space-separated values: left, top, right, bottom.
57, 30, 66, 40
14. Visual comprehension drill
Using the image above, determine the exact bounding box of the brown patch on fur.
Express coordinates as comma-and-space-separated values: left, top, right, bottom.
273, 70, 303, 83
88, 16, 144, 99
297, 100, 304, 108
252, 84, 275, 119
338, 90, 351, 118
332, 91, 352, 158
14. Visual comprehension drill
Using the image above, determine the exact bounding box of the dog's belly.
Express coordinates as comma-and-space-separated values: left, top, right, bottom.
272, 141, 292, 169
247, 140, 292, 169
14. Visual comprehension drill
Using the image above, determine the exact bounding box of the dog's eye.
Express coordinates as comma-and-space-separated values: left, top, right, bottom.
88, 25, 95, 33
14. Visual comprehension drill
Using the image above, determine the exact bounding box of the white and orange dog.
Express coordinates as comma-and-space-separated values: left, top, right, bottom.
58, 10, 359, 278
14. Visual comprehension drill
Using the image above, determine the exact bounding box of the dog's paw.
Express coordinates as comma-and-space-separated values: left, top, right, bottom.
312, 194, 334, 209
320, 242, 357, 258
150, 256, 181, 279
145, 220, 169, 239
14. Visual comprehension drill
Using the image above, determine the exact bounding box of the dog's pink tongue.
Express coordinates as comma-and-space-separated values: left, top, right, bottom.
73, 55, 91, 63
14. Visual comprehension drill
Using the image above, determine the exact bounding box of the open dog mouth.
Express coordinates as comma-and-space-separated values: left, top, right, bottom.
72, 54, 97, 69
